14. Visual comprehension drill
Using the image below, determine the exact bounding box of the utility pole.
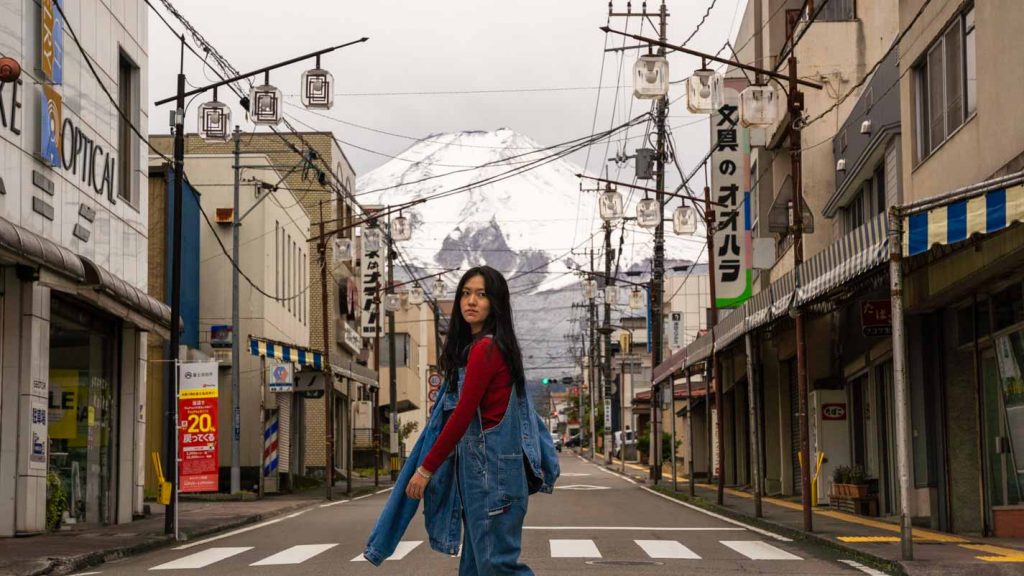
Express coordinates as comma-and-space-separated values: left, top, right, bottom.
649, 0, 668, 485
589, 249, 598, 461
745, 333, 763, 517
387, 216, 399, 481
889, 208, 914, 560
788, 54, 812, 532
373, 294, 381, 487
686, 367, 695, 496
704, 184, 723, 505
230, 126, 242, 495
602, 220, 614, 465
318, 201, 336, 500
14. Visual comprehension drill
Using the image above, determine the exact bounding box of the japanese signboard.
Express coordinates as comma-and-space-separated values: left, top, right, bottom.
178, 362, 219, 493
711, 88, 752, 308
30, 396, 48, 470
41, 0, 63, 85
268, 362, 294, 393
360, 227, 383, 338
860, 299, 893, 336
821, 403, 848, 421
668, 312, 683, 350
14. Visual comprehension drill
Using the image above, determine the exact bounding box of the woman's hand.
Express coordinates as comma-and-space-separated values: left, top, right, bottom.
406, 468, 430, 500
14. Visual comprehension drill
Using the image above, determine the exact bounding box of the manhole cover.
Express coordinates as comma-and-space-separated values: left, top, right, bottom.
585, 560, 664, 567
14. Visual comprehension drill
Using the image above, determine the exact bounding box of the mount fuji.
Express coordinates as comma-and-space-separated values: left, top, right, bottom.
357, 128, 703, 381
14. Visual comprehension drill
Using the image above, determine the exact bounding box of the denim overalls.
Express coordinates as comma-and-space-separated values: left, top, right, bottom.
449, 366, 533, 576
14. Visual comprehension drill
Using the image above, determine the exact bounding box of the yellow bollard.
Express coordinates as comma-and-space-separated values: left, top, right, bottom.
798, 451, 826, 507
152, 452, 172, 505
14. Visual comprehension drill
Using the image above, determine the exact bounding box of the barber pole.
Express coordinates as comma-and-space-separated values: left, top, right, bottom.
263, 413, 279, 476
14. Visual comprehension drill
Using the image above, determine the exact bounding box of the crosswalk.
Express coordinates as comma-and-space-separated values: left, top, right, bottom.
148, 539, 802, 569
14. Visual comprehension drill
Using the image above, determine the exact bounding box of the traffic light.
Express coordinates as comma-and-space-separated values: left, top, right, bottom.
541, 377, 551, 386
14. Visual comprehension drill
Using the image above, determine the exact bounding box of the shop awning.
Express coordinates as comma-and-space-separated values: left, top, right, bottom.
80, 257, 173, 330
794, 212, 890, 307
249, 336, 323, 370
0, 217, 85, 280
903, 172, 1024, 257
652, 346, 686, 386
713, 306, 747, 351
331, 362, 379, 389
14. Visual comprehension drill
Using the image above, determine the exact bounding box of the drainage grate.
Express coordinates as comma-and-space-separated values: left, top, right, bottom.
585, 560, 664, 567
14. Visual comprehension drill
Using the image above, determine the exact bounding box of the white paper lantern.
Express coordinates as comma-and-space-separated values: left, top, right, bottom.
408, 286, 425, 306
384, 293, 401, 312
583, 279, 597, 300
604, 285, 620, 305
629, 288, 645, 310
686, 67, 723, 114
362, 228, 382, 252
301, 67, 334, 110
636, 198, 661, 228
391, 214, 412, 241
673, 205, 698, 236
739, 84, 779, 127
197, 99, 230, 142
633, 54, 669, 100
432, 278, 446, 298
249, 83, 283, 126
599, 188, 624, 221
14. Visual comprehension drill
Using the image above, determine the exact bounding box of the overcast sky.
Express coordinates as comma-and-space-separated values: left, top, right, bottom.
147, 0, 747, 187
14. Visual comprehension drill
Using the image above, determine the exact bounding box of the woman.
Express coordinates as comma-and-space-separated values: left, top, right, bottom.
363, 266, 557, 572
407, 266, 534, 575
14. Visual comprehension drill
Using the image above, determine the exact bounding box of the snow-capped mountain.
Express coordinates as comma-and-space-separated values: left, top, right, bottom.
357, 128, 703, 380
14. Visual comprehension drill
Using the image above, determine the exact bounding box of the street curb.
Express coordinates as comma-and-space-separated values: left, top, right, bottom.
644, 482, 907, 576
30, 485, 386, 576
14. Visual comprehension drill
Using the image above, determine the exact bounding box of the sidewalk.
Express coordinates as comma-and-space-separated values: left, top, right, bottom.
586, 451, 1024, 576
0, 479, 388, 576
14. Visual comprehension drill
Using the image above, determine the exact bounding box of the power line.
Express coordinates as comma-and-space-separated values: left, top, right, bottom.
682, 0, 719, 46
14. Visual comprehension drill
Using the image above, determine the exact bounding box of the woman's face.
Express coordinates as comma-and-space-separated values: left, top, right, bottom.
460, 274, 491, 334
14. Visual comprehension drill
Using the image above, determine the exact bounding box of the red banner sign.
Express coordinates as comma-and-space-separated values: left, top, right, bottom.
179, 397, 219, 492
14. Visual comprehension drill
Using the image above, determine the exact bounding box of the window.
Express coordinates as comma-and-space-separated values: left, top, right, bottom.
914, 5, 976, 162
817, 0, 855, 21
117, 54, 138, 205
874, 164, 886, 215
842, 163, 887, 233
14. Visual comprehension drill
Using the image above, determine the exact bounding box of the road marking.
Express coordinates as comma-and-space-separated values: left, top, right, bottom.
250, 544, 338, 566
523, 526, 744, 532
351, 540, 422, 562
559, 472, 592, 477
638, 486, 792, 542
172, 508, 313, 550
556, 484, 611, 490
635, 540, 701, 559
550, 539, 602, 558
838, 536, 899, 543
150, 547, 253, 570
838, 559, 890, 575
70, 573, 102, 576
319, 499, 350, 508
721, 541, 802, 560
376, 488, 393, 494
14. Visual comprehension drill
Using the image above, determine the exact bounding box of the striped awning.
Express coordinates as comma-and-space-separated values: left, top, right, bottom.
795, 213, 889, 307
905, 175, 1024, 257
684, 330, 714, 368
713, 306, 748, 351
770, 271, 796, 318
249, 337, 323, 370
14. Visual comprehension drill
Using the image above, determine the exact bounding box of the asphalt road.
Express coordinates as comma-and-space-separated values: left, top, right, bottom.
89, 453, 880, 576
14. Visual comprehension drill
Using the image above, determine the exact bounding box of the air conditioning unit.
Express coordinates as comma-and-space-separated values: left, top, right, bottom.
215, 208, 234, 225
352, 400, 372, 430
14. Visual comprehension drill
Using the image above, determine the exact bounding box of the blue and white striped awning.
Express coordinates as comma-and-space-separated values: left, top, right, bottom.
905, 177, 1024, 257
249, 337, 323, 370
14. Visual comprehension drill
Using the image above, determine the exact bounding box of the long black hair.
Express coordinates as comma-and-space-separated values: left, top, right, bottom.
439, 266, 525, 396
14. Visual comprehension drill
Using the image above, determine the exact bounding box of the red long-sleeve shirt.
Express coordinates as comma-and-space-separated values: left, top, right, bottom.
421, 337, 512, 473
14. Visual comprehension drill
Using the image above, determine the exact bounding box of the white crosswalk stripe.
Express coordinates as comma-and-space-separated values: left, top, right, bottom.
250, 544, 338, 566
351, 540, 423, 562
150, 547, 253, 570
549, 539, 602, 558
634, 539, 701, 559
721, 540, 802, 560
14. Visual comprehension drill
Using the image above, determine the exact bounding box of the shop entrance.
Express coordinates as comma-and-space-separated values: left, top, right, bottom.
47, 297, 119, 526
982, 341, 1023, 527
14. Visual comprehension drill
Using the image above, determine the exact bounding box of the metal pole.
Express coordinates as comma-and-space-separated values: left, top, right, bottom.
259, 354, 266, 498
889, 208, 914, 560
346, 376, 353, 495
650, 0, 668, 485
388, 218, 399, 481
165, 37, 185, 535
172, 359, 180, 540
703, 184, 723, 504
686, 368, 695, 496
621, 354, 628, 474
230, 127, 241, 495
745, 332, 763, 517
603, 221, 614, 465
788, 54, 813, 532
671, 373, 678, 491
319, 201, 335, 500
580, 332, 586, 454
589, 250, 597, 461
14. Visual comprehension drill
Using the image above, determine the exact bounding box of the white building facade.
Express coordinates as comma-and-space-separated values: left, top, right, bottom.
0, 0, 165, 534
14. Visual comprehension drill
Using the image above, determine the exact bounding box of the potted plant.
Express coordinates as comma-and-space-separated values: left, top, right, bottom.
831, 464, 869, 498
847, 465, 869, 498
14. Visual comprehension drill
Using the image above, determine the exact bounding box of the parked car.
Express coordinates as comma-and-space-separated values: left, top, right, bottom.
564, 433, 581, 448
550, 432, 563, 452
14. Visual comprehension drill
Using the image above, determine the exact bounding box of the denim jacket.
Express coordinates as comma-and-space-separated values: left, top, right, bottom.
363, 366, 560, 566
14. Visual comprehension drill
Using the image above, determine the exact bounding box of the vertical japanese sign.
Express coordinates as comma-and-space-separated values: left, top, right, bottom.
41, 0, 63, 84
178, 362, 219, 493
360, 227, 383, 337
712, 88, 752, 308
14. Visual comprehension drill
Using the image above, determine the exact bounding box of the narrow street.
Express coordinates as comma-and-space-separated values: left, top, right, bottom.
92, 454, 870, 576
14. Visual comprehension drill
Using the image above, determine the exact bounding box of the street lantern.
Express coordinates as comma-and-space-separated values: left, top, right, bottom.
633, 53, 669, 100
362, 228, 382, 251
332, 237, 353, 264
384, 293, 402, 313
391, 212, 412, 241
599, 186, 624, 221
739, 84, 778, 127
432, 277, 447, 298
637, 198, 660, 228
583, 278, 597, 300
301, 66, 334, 110
686, 66, 723, 114
673, 205, 698, 236
249, 82, 283, 126
605, 285, 620, 305
197, 91, 230, 142
408, 286, 425, 306
629, 287, 645, 310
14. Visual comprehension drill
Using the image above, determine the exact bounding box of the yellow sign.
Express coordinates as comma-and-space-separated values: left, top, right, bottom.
48, 370, 79, 439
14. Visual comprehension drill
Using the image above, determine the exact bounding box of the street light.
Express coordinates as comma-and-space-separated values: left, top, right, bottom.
599, 185, 624, 221
390, 212, 412, 241
432, 277, 447, 299
582, 278, 597, 300
686, 65, 723, 114
604, 285, 620, 306
633, 53, 669, 99
629, 287, 645, 311
197, 89, 230, 142
301, 61, 335, 110
384, 293, 401, 313
249, 78, 283, 126
739, 84, 779, 127
636, 197, 660, 228
407, 286, 425, 306
673, 205, 698, 236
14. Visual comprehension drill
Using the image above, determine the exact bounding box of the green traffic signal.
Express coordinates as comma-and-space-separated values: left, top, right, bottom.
541, 377, 550, 385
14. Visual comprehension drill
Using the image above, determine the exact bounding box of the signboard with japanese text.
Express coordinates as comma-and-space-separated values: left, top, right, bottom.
178, 362, 219, 493
268, 362, 294, 393
711, 88, 752, 308
30, 396, 48, 470
360, 227, 383, 337
41, 0, 63, 84
860, 299, 893, 336
822, 403, 848, 421
668, 312, 683, 350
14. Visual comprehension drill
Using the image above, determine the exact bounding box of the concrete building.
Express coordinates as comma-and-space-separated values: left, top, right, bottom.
0, 0, 169, 534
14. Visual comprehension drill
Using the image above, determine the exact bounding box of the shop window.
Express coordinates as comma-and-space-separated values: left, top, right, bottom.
817, 0, 855, 21
994, 284, 1024, 332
